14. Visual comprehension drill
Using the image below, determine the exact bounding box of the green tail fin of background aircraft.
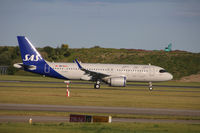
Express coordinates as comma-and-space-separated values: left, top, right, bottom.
164, 43, 172, 52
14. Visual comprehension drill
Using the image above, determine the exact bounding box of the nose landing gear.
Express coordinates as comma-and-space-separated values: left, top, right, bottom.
149, 82, 153, 91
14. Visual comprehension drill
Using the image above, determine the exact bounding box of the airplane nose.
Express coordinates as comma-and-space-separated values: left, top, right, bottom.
168, 73, 173, 80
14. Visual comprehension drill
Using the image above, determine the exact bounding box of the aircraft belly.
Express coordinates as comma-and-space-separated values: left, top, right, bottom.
127, 73, 148, 81
61, 71, 83, 80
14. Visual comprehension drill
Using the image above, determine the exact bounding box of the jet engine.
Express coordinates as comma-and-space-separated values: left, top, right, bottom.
108, 77, 126, 87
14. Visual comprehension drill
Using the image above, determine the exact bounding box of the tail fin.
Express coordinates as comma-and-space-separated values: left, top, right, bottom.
164, 43, 172, 52
17, 36, 67, 79
168, 43, 172, 49
17, 36, 45, 65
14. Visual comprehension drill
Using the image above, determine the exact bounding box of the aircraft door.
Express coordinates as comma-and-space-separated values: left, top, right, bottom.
44, 64, 50, 73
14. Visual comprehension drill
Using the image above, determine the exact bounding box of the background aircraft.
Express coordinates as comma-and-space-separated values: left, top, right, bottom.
14, 36, 173, 90
164, 43, 172, 52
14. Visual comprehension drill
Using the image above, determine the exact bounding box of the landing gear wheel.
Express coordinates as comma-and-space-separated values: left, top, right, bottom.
94, 83, 100, 89
149, 82, 153, 91
94, 80, 101, 89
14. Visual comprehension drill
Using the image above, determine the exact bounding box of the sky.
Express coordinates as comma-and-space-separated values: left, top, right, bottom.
0, 0, 200, 53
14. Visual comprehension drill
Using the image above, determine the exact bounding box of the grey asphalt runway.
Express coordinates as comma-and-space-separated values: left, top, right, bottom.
2, 85, 199, 93
1, 80, 200, 89
1, 80, 200, 93
0, 103, 200, 116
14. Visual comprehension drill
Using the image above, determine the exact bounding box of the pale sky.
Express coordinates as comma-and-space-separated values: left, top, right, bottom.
0, 0, 200, 52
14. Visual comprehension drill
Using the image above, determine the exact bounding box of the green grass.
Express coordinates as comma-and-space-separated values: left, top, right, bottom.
0, 122, 200, 133
0, 84, 200, 110
0, 110, 199, 121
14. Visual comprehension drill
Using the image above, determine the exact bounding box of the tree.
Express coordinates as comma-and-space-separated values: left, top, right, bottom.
11, 46, 20, 59
59, 44, 70, 57
43, 46, 56, 61
0, 51, 11, 65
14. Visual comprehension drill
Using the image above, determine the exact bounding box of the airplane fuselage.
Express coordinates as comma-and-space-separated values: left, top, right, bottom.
46, 62, 172, 82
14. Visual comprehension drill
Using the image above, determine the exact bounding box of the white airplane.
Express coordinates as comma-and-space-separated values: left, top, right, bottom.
14, 36, 173, 90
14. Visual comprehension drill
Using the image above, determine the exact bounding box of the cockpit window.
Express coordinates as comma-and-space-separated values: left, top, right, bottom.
159, 69, 167, 73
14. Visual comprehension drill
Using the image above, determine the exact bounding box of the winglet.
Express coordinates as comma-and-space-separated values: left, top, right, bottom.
75, 59, 82, 69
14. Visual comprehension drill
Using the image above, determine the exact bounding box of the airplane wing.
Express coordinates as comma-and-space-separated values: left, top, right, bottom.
74, 59, 110, 80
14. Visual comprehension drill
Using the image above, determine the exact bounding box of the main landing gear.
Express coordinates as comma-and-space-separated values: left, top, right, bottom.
149, 82, 153, 91
94, 80, 101, 89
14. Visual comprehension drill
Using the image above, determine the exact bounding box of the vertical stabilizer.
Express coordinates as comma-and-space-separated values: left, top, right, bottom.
17, 36, 66, 79
17, 36, 44, 65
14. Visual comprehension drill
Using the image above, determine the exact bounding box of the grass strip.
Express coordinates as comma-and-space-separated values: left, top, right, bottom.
0, 122, 200, 133
0, 110, 200, 121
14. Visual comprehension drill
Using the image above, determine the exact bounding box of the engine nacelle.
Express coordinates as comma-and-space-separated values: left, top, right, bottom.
108, 77, 126, 87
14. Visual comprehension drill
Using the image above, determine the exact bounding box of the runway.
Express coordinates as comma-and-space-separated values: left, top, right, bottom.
1, 80, 200, 93
1, 103, 200, 116
1, 80, 200, 89
0, 103, 200, 123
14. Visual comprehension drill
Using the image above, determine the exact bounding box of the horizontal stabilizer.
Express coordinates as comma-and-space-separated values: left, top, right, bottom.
13, 63, 37, 70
